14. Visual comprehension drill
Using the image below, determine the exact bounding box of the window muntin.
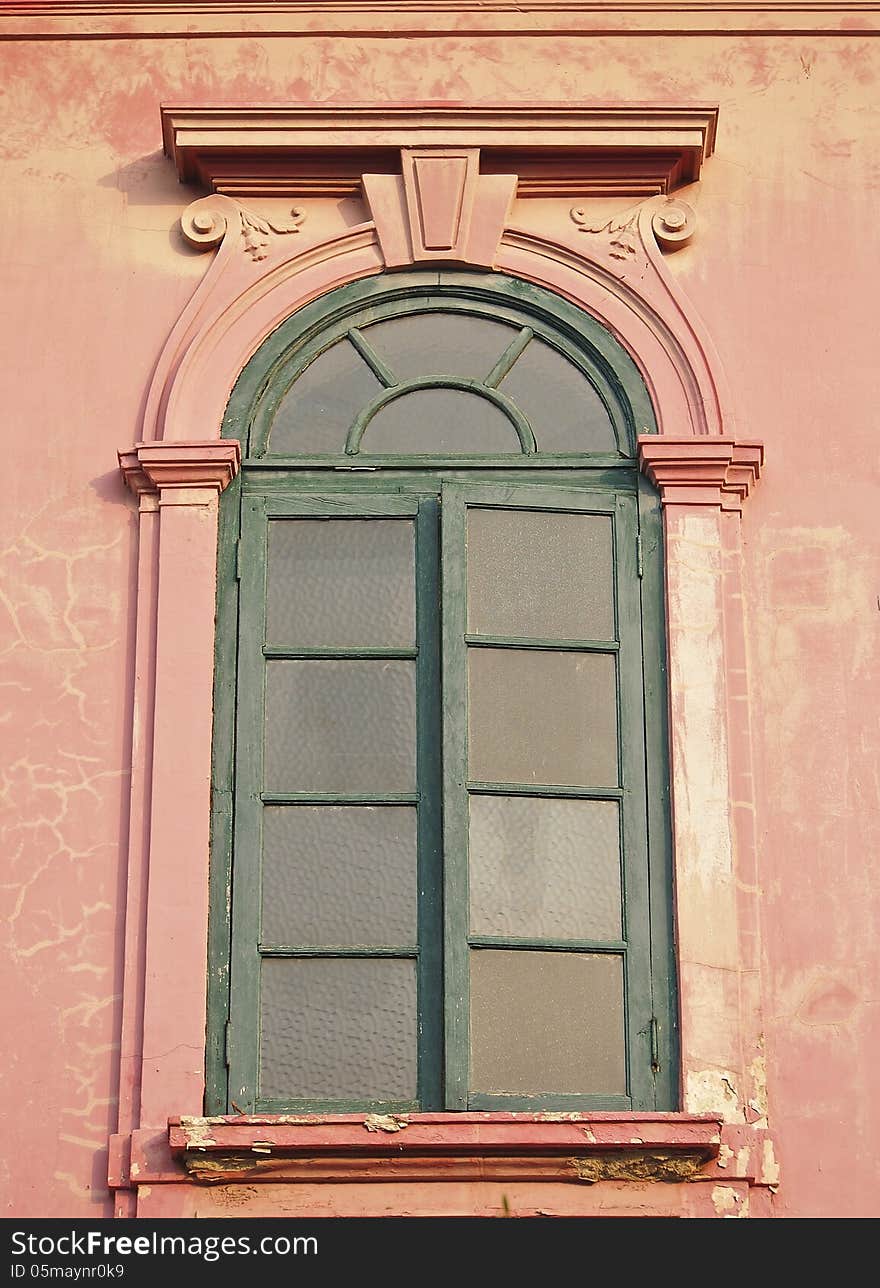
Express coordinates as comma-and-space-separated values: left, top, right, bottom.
215, 272, 674, 1117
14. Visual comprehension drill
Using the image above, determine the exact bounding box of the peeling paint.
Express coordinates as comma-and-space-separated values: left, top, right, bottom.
685, 1069, 742, 1122
711, 1185, 742, 1214
363, 1114, 409, 1133
179, 1120, 217, 1149
747, 1049, 769, 1126
762, 1139, 781, 1187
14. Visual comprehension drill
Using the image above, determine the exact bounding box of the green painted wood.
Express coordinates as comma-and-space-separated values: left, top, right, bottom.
252, 493, 419, 516
347, 327, 398, 387
344, 375, 537, 457
258, 946, 420, 958
612, 489, 657, 1110
484, 326, 534, 389
205, 472, 242, 1115
638, 475, 679, 1108
440, 481, 471, 1109
465, 781, 624, 801
414, 498, 444, 1110
463, 634, 620, 653
262, 646, 418, 660
469, 936, 628, 954
242, 456, 637, 474
226, 492, 269, 1113
260, 791, 419, 805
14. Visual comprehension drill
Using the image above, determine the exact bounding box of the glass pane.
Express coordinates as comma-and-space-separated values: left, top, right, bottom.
468, 649, 618, 787
269, 338, 383, 454
499, 337, 617, 453
363, 388, 520, 454
467, 507, 614, 640
262, 806, 418, 947
362, 313, 519, 381
266, 518, 415, 648
469, 796, 621, 940
264, 660, 416, 793
469, 950, 626, 1094
260, 957, 417, 1100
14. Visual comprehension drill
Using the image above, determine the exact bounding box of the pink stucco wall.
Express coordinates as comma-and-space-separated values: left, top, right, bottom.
2, 10, 878, 1217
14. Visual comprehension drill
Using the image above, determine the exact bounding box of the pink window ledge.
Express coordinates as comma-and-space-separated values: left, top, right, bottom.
108, 1112, 741, 1188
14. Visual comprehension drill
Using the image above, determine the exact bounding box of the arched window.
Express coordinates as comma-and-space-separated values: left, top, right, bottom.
211, 271, 676, 1114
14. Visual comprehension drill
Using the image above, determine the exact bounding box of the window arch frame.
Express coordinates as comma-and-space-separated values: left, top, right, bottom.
224, 271, 658, 466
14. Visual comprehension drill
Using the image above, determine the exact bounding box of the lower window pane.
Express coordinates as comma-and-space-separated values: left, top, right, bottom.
469, 949, 626, 1095
467, 649, 618, 788
259, 957, 418, 1101
469, 795, 621, 940
262, 805, 418, 948
264, 659, 416, 793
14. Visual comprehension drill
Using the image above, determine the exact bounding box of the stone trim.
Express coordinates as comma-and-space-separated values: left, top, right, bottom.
638, 436, 764, 510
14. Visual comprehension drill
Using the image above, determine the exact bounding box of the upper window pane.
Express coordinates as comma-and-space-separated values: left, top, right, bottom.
361, 313, 519, 381
270, 338, 383, 454
363, 389, 521, 454
259, 284, 641, 457
466, 507, 615, 640
266, 517, 415, 648
499, 337, 616, 453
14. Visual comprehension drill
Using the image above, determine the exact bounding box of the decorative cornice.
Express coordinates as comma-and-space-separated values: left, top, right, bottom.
160, 104, 718, 199
118, 440, 241, 494
638, 436, 764, 509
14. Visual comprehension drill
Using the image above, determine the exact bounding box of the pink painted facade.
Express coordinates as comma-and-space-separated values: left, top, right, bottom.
1, 3, 878, 1220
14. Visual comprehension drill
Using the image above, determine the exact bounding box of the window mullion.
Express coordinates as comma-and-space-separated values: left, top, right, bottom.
440, 483, 471, 1109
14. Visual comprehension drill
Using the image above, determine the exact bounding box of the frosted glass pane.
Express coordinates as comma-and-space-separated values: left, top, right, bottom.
266, 518, 415, 648
468, 649, 618, 787
499, 338, 617, 453
269, 339, 383, 454
362, 313, 518, 381
363, 389, 520, 454
467, 508, 614, 640
469, 950, 626, 1094
264, 660, 416, 793
260, 957, 417, 1100
262, 806, 418, 946
469, 796, 621, 940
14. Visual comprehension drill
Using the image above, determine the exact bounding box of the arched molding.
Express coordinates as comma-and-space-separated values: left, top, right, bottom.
142, 194, 733, 449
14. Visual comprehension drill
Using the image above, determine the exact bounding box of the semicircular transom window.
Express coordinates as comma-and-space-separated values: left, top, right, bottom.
254, 283, 647, 459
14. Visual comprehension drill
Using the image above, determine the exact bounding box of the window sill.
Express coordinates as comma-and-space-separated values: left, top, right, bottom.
157, 1112, 723, 1185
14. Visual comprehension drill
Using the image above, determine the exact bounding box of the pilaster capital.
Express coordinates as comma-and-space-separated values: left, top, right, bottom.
118, 440, 241, 497
637, 436, 764, 510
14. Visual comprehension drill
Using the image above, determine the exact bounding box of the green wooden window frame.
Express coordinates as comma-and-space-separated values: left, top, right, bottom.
209, 272, 677, 1115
